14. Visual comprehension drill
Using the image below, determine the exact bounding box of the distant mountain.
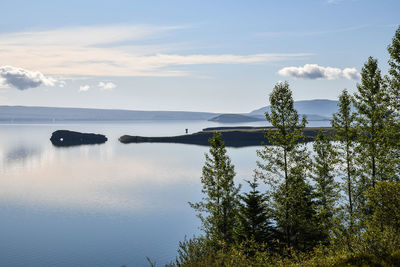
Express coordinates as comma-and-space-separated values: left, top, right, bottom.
249, 99, 339, 118
0, 106, 218, 122
207, 99, 338, 123
248, 113, 330, 121
208, 114, 264, 123
0, 99, 339, 123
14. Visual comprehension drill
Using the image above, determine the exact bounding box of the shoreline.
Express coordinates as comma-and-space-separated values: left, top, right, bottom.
119, 126, 334, 147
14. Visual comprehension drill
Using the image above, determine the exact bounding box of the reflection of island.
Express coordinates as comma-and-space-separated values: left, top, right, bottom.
119, 127, 334, 148
50, 130, 108, 147
4, 145, 41, 165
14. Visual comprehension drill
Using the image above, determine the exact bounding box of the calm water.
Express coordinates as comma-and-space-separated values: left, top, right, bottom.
0, 120, 329, 266
0, 120, 265, 267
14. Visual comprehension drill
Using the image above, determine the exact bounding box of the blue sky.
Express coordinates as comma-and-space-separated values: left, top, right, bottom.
0, 0, 398, 112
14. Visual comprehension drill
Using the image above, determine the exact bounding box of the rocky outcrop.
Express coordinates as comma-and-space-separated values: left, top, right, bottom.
50, 130, 107, 147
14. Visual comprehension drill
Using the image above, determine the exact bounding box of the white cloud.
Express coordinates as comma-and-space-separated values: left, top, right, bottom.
79, 85, 90, 92
0, 25, 310, 77
98, 81, 116, 91
0, 65, 56, 90
278, 64, 360, 80
342, 68, 360, 80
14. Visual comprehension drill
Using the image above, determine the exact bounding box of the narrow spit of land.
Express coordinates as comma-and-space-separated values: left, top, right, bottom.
119, 126, 334, 147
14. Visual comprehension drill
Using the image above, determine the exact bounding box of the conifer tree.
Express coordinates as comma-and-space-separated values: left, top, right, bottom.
387, 26, 400, 115
256, 81, 318, 251
332, 89, 356, 226
236, 176, 273, 246
190, 132, 241, 248
311, 130, 339, 243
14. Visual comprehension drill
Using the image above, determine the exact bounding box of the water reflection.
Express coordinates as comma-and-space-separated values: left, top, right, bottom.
0, 121, 326, 266
5, 145, 40, 163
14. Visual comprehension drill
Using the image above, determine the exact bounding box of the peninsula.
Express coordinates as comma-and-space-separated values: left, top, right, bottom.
119, 126, 334, 147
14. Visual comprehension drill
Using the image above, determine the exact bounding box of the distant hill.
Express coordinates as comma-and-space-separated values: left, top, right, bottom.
209, 114, 264, 123
0, 99, 339, 123
0, 106, 218, 122
207, 99, 338, 123
249, 99, 339, 118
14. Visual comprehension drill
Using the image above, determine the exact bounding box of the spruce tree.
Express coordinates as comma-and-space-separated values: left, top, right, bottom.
311, 130, 339, 243
190, 132, 241, 248
236, 176, 273, 246
256, 81, 318, 252
331, 90, 357, 230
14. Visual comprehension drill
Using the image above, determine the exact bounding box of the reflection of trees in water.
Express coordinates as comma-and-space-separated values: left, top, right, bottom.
3, 145, 41, 169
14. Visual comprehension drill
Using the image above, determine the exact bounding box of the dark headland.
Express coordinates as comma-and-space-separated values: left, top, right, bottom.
50, 130, 108, 147
119, 127, 334, 147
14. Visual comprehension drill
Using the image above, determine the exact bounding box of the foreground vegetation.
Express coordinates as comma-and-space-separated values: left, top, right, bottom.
166, 26, 400, 266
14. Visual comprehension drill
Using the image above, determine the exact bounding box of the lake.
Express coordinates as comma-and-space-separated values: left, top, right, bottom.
0, 120, 329, 266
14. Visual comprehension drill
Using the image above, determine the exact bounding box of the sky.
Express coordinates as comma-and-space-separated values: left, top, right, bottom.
0, 0, 399, 113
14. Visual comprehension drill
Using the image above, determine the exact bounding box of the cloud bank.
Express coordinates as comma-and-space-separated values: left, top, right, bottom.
278, 64, 360, 80
79, 85, 90, 92
0, 25, 310, 77
0, 65, 56, 90
98, 82, 116, 90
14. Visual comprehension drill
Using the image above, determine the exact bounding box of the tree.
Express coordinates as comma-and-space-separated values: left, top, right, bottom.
256, 81, 319, 251
387, 25, 400, 181
236, 176, 274, 246
190, 132, 241, 248
387, 26, 400, 115
354, 56, 395, 184
331, 89, 357, 248
352, 57, 397, 223
359, 181, 400, 257
311, 130, 340, 243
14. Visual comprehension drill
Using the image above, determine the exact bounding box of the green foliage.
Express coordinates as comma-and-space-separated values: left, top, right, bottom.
353, 57, 398, 224
311, 130, 340, 243
359, 181, 400, 257
387, 26, 400, 182
331, 90, 356, 228
388, 26, 400, 112
256, 81, 319, 251
172, 236, 214, 267
170, 238, 400, 267
171, 27, 400, 266
189, 132, 241, 247
367, 181, 400, 231
236, 177, 274, 247
171, 238, 274, 267
263, 81, 307, 150
354, 56, 395, 181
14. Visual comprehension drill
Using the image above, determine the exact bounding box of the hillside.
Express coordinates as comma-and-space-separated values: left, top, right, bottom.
0, 106, 218, 122
0, 99, 339, 122
249, 99, 339, 118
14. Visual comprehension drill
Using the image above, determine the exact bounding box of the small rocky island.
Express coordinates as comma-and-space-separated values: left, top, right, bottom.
50, 130, 108, 147
119, 127, 333, 148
